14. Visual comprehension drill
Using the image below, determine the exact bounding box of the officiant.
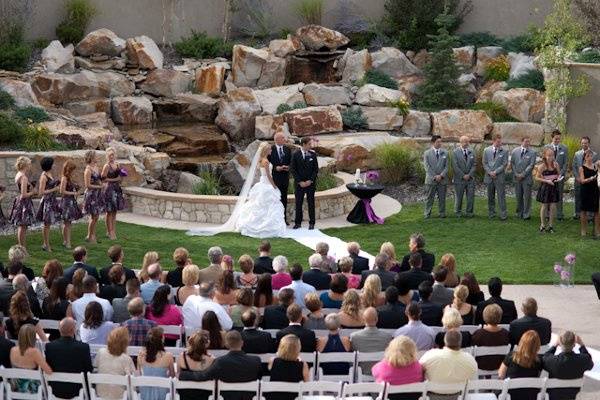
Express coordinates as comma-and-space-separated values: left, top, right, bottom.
268, 131, 292, 225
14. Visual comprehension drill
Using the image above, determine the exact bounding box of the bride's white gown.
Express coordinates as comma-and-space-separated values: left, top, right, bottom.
234, 166, 287, 238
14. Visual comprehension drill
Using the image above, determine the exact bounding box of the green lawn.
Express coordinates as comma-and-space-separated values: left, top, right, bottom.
0, 197, 596, 284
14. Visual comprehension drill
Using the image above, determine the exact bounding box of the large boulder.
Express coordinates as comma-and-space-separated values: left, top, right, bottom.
476, 80, 507, 103
431, 109, 493, 141
360, 106, 403, 131
153, 93, 219, 123
231, 45, 286, 89
508, 52, 536, 79
75, 28, 126, 57
0, 79, 39, 107
338, 49, 372, 83
295, 25, 349, 51
126, 35, 164, 70
215, 87, 262, 142
194, 63, 226, 95
41, 40, 74, 73
492, 88, 545, 123
41, 119, 116, 149
222, 140, 262, 191
253, 84, 305, 115
64, 98, 111, 116
177, 172, 204, 194
257, 55, 287, 89
268, 37, 303, 57
492, 122, 545, 146
453, 46, 475, 70
254, 114, 285, 139
143, 152, 171, 179
402, 110, 431, 137
139, 69, 192, 97
475, 46, 506, 76
31, 70, 135, 105
355, 84, 406, 107
303, 83, 352, 106
412, 49, 431, 69
75, 56, 126, 71
284, 105, 343, 136
371, 47, 420, 79
396, 75, 424, 100
111, 96, 153, 125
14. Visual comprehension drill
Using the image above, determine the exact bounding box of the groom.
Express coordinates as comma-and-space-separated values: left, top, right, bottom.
291, 137, 319, 230
268, 131, 292, 224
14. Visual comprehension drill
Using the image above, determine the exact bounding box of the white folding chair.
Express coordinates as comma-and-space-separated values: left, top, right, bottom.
87, 373, 129, 400
473, 345, 511, 378
39, 320, 60, 331
265, 330, 278, 338
425, 381, 467, 399
209, 350, 229, 358
0, 367, 44, 400
127, 346, 144, 358
165, 347, 186, 358
130, 375, 173, 400
316, 352, 356, 382
172, 379, 215, 400
464, 379, 507, 400
87, 344, 104, 356
216, 380, 260, 400
354, 352, 385, 383
384, 382, 427, 400
299, 353, 318, 380
43, 372, 87, 400
159, 325, 183, 347
461, 326, 481, 334
503, 377, 546, 400
341, 382, 386, 400
541, 378, 584, 400
259, 381, 302, 400
300, 381, 343, 400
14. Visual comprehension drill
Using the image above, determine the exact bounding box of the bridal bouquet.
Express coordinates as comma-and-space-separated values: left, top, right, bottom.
119, 168, 128, 177
553, 252, 575, 288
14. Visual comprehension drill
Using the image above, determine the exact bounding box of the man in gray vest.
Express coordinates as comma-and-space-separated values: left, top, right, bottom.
483, 133, 509, 220
452, 135, 476, 217
572, 136, 597, 219
423, 135, 448, 219
544, 130, 568, 220
511, 137, 537, 219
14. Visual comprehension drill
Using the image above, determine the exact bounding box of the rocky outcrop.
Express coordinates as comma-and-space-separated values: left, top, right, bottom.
153, 93, 219, 123
253, 84, 305, 115
402, 110, 431, 137
215, 87, 262, 142
139, 69, 192, 97
231, 45, 286, 89
222, 140, 262, 191
41, 119, 117, 149
492, 122, 545, 146
194, 63, 226, 95
338, 49, 372, 83
64, 98, 111, 116
284, 105, 343, 136
475, 46, 506, 76
41, 40, 75, 73
371, 47, 420, 79
359, 106, 403, 131
412, 49, 431, 69
75, 29, 126, 57
75, 56, 126, 71
295, 25, 349, 51
268, 37, 303, 57
254, 114, 285, 140
126, 35, 164, 70
111, 96, 153, 125
355, 84, 406, 107
0, 79, 39, 107
431, 109, 493, 141
177, 172, 204, 194
492, 88, 545, 123
453, 46, 475, 70
302, 83, 352, 106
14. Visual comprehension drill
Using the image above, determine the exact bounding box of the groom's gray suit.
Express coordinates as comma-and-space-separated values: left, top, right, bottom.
452, 146, 476, 217
511, 146, 537, 219
424, 147, 448, 218
483, 145, 508, 219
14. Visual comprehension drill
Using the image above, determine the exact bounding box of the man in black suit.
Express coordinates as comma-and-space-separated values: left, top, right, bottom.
99, 245, 136, 286
253, 241, 275, 274
347, 242, 369, 275
400, 233, 435, 273
302, 254, 332, 290
474, 277, 518, 325
63, 246, 99, 284
179, 331, 262, 400
45, 318, 93, 399
360, 253, 397, 290
291, 137, 319, 230
509, 297, 552, 345
592, 272, 600, 300
276, 304, 316, 352
262, 288, 295, 329
268, 132, 292, 224
417, 281, 443, 326
0, 318, 14, 367
241, 310, 275, 354
376, 286, 408, 329
397, 253, 433, 290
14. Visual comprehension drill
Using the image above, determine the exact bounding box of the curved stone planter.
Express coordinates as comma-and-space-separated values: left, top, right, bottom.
124, 172, 357, 223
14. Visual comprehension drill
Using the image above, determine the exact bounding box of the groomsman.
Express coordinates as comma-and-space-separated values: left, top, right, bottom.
267, 131, 292, 224
511, 137, 537, 220
483, 133, 508, 220
572, 136, 597, 219
423, 135, 448, 219
452, 136, 476, 217
544, 130, 568, 220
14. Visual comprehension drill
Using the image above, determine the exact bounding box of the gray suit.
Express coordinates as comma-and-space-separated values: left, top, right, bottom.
452, 146, 476, 216
511, 147, 537, 219
350, 326, 393, 372
572, 149, 598, 217
544, 143, 568, 219
483, 145, 509, 219
430, 282, 454, 306
423, 147, 449, 218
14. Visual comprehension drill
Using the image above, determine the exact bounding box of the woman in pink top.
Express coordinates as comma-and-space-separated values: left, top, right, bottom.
337, 257, 361, 289
372, 336, 423, 390
271, 255, 292, 290
146, 285, 182, 346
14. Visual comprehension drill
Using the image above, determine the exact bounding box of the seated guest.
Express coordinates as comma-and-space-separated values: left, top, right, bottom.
7, 245, 35, 281
72, 276, 113, 323
347, 241, 369, 275
112, 278, 140, 323
254, 240, 275, 274
94, 327, 135, 400
510, 297, 552, 345
282, 263, 316, 308
400, 233, 435, 273
68, 268, 87, 301
137, 327, 175, 400
317, 313, 352, 376
42, 277, 71, 329
417, 282, 443, 327
63, 246, 99, 283
236, 255, 258, 288
377, 286, 408, 329
241, 310, 275, 354
79, 301, 117, 344
254, 273, 276, 308
176, 330, 214, 400
182, 282, 233, 331
6, 291, 47, 341
9, 324, 53, 393
440, 254, 460, 287
0, 263, 25, 314
395, 274, 420, 305
271, 255, 291, 290
198, 247, 224, 285
338, 289, 365, 328
316, 242, 337, 273
337, 256, 360, 289
397, 253, 433, 290
360, 253, 396, 290
431, 267, 454, 306
380, 242, 402, 272
276, 304, 316, 352
262, 288, 294, 330
123, 297, 156, 346
461, 272, 485, 306
230, 288, 257, 328
140, 263, 162, 304
99, 264, 126, 303
394, 303, 435, 351
474, 277, 517, 325
175, 265, 200, 306
100, 245, 136, 286
35, 259, 63, 304
351, 307, 393, 373
302, 254, 332, 290
221, 255, 234, 272
45, 318, 93, 399
303, 292, 326, 330
499, 330, 543, 400
320, 273, 348, 308
167, 248, 188, 288
420, 331, 477, 399
543, 331, 593, 400
146, 285, 183, 346
16, 274, 43, 318
361, 274, 385, 308
140, 251, 161, 284
593, 272, 600, 300
267, 335, 310, 400
203, 311, 226, 350
372, 336, 424, 395
472, 304, 510, 372
445, 285, 474, 325
434, 308, 471, 349
0, 317, 15, 367
214, 270, 237, 305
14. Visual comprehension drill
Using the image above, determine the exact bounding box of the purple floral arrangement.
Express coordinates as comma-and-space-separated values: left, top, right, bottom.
554, 253, 575, 283
119, 168, 128, 177
366, 170, 380, 182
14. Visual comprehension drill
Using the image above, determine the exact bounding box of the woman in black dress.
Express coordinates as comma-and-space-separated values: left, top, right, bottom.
535, 148, 561, 233
102, 147, 125, 241
267, 334, 310, 400
498, 330, 543, 400
578, 149, 600, 237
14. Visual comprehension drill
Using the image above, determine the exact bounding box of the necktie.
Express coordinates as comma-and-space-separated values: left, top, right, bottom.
554, 146, 558, 157
278, 146, 283, 160
493, 148, 497, 159
435, 150, 439, 160
464, 149, 468, 161
303, 151, 306, 161
521, 148, 526, 157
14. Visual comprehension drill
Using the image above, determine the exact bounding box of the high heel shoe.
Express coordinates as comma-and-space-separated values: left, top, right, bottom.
41, 245, 52, 252
539, 226, 545, 233
547, 226, 555, 233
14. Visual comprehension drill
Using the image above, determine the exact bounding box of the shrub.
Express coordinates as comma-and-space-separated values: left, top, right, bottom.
0, 91, 15, 111
573, 0, 600, 47
276, 101, 307, 115
238, 0, 275, 39
14, 106, 50, 123
192, 172, 222, 195
32, 38, 51, 49
484, 55, 511, 82
501, 32, 538, 53
0, 42, 31, 72
279, 28, 293, 39
459, 31, 500, 47
21, 124, 56, 151
0, 113, 24, 145
174, 31, 232, 59
342, 107, 368, 130
388, 99, 410, 116
576, 50, 600, 64
56, 0, 98, 44
372, 142, 423, 184
506, 70, 545, 91
471, 101, 518, 122
355, 70, 398, 90
294, 0, 324, 25
288, 170, 339, 194
561, 134, 581, 171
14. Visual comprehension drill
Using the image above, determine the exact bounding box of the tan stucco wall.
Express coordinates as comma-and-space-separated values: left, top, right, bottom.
567, 64, 600, 140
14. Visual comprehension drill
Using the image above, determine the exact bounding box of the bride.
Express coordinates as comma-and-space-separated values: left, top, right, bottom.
187, 142, 287, 239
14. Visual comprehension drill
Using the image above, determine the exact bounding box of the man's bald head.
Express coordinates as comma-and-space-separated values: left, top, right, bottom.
363, 307, 378, 327
459, 136, 470, 147
148, 263, 162, 280
59, 317, 76, 337
274, 131, 286, 145
12, 274, 29, 292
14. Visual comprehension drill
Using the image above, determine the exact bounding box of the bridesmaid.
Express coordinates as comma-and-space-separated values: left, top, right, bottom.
60, 160, 83, 249
102, 147, 125, 240
36, 157, 61, 252
83, 150, 105, 243
578, 149, 600, 237
10, 156, 36, 248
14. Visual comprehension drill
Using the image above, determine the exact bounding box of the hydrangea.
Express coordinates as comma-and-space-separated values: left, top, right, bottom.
564, 253, 576, 265
553, 264, 562, 274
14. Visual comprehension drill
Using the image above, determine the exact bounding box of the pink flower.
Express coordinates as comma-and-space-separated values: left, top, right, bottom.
366, 170, 380, 181
561, 270, 571, 280
553, 264, 562, 274
564, 253, 576, 265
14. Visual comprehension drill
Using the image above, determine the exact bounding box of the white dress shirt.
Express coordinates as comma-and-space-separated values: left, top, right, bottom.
182, 295, 233, 331
72, 293, 114, 323
419, 347, 477, 391
280, 280, 316, 308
